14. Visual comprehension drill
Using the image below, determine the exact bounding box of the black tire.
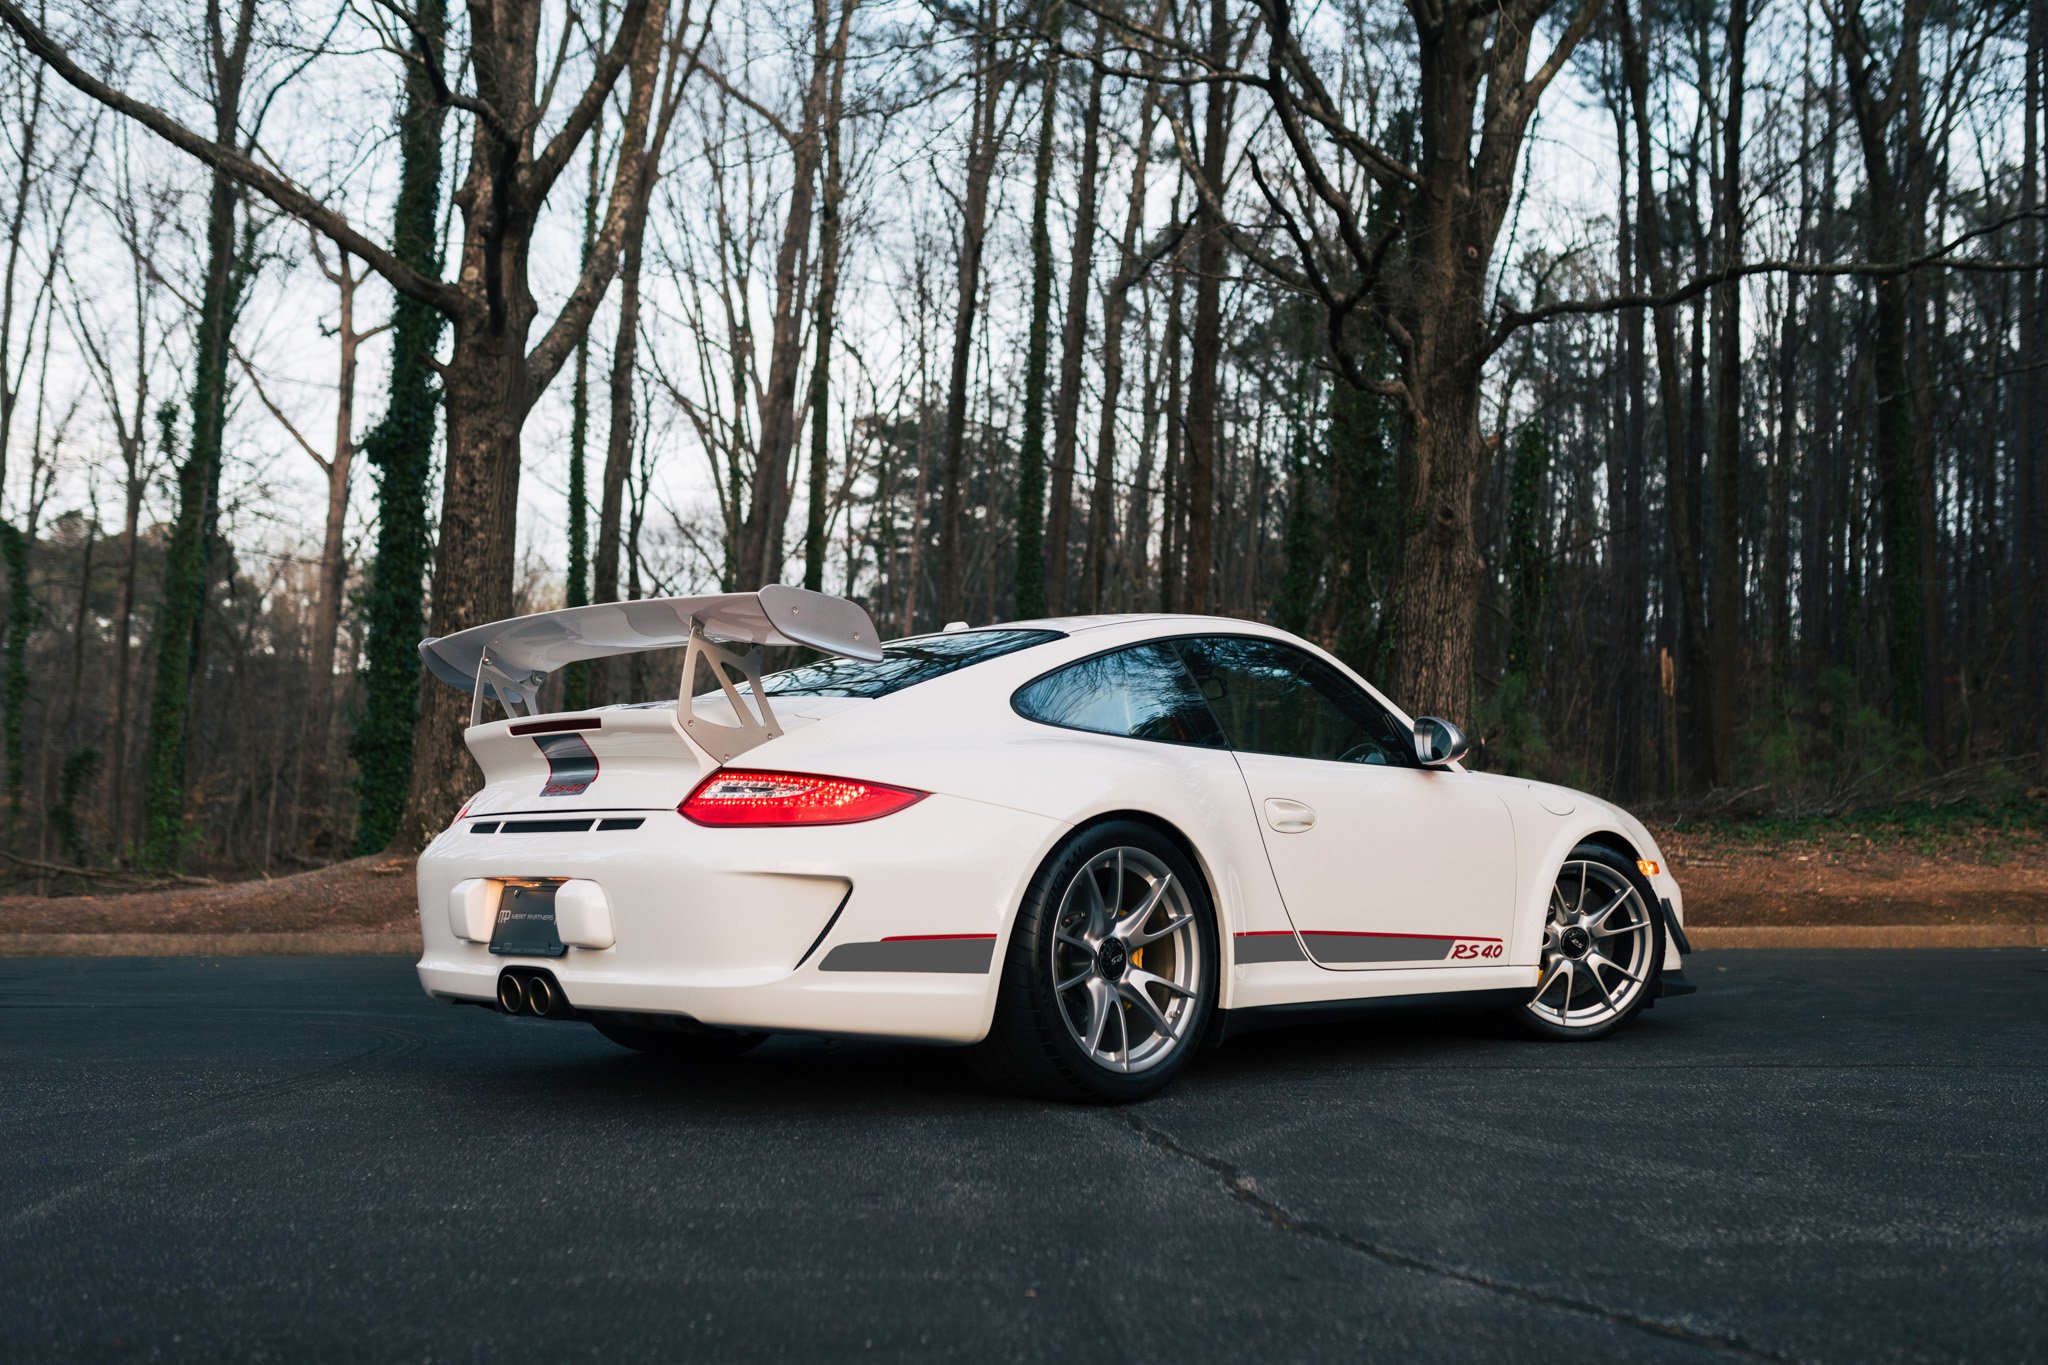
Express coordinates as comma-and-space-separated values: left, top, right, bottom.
973, 820, 1218, 1104
1510, 841, 1666, 1041
591, 1016, 768, 1061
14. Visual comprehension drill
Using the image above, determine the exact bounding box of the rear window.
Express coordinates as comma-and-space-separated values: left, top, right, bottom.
750, 628, 1064, 700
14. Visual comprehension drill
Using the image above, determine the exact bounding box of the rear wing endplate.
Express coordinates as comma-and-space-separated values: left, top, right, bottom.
419, 585, 884, 761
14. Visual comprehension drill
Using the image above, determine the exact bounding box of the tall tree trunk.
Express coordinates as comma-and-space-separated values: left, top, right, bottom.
1160, 250, 1185, 612
2027, 0, 2047, 768
1607, 38, 1647, 797
1620, 0, 1715, 789
1180, 0, 1230, 614
1766, 279, 1799, 692
1838, 0, 1936, 755
306, 254, 367, 745
1014, 47, 1058, 618
563, 59, 605, 713
354, 0, 448, 853
733, 2, 839, 590
1086, 78, 1160, 612
803, 15, 852, 593
939, 3, 1008, 623
108, 409, 155, 861
593, 209, 648, 628
1046, 36, 1104, 612
1707, 0, 1749, 773
141, 0, 256, 867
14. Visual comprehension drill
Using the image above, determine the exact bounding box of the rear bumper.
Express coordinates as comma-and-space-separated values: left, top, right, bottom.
414, 794, 1062, 1044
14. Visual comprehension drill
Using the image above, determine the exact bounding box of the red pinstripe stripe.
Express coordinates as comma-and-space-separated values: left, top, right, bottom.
880, 933, 998, 942
1240, 929, 1503, 944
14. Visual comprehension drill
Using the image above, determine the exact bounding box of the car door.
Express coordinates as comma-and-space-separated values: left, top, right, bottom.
1173, 636, 1517, 969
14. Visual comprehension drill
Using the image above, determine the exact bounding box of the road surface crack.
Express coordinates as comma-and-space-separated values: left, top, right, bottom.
1107, 1108, 1800, 1363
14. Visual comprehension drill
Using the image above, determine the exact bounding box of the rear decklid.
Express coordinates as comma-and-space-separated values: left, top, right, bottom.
461, 696, 874, 816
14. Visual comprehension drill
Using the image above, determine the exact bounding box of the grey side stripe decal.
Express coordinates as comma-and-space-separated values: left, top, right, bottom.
818, 936, 996, 974
1234, 932, 1307, 964
1302, 933, 1457, 964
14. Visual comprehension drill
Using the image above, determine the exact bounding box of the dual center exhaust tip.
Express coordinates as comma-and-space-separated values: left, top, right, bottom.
497, 968, 567, 1018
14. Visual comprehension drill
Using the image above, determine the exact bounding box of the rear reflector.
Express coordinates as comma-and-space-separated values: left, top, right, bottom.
680, 769, 927, 827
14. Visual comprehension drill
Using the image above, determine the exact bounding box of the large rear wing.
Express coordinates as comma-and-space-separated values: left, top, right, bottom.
419, 585, 884, 761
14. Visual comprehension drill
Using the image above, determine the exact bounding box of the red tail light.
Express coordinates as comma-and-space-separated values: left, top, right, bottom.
680, 770, 927, 827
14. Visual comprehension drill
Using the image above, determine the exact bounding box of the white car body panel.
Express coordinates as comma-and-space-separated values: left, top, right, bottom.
1231, 750, 1519, 968
416, 610, 1689, 1042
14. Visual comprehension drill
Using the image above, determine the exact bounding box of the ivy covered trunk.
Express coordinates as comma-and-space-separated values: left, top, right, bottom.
352, 0, 447, 854
396, 322, 532, 851
140, 168, 242, 868
1013, 50, 1058, 620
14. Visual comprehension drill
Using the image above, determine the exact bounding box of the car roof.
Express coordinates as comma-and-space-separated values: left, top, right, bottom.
936, 612, 1292, 638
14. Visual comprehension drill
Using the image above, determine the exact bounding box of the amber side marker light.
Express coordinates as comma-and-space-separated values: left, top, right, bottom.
681, 770, 928, 827
1637, 859, 1660, 878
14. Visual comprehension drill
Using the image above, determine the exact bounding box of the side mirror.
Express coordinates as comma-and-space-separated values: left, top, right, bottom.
1412, 716, 1470, 768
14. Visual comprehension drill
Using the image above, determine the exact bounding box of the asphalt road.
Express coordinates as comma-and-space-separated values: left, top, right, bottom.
2, 951, 2043, 1364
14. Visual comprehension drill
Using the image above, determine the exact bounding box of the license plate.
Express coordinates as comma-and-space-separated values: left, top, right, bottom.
489, 882, 566, 958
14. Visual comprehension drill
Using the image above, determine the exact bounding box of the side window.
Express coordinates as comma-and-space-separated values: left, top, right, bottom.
1173, 636, 1413, 766
1013, 643, 1226, 748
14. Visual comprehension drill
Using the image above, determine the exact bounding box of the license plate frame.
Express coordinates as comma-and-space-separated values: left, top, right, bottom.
489, 881, 567, 958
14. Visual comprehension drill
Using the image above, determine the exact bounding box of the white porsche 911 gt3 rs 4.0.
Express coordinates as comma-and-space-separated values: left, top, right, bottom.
414, 585, 1694, 1102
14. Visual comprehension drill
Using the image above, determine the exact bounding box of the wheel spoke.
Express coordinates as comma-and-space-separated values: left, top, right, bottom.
1113, 990, 1133, 1069
1081, 978, 1112, 1054
1127, 907, 1191, 949
1586, 949, 1644, 985
1115, 873, 1174, 939
1585, 886, 1630, 927
1081, 871, 1110, 938
1119, 979, 1177, 1041
1576, 862, 1589, 915
1582, 957, 1620, 1014
1533, 957, 1567, 1008
1055, 928, 1095, 954
1592, 907, 1645, 939
1056, 964, 1094, 992
1125, 966, 1194, 1001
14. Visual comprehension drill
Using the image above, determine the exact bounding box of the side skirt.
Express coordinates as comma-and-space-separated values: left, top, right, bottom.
1205, 987, 1532, 1047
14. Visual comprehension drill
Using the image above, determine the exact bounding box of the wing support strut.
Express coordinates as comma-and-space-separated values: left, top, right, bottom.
675, 623, 784, 763
470, 647, 546, 726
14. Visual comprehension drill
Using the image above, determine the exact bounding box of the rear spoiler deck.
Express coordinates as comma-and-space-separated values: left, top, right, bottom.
420, 585, 883, 761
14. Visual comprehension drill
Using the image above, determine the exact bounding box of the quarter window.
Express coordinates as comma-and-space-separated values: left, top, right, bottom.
1172, 636, 1413, 766
1013, 643, 1225, 747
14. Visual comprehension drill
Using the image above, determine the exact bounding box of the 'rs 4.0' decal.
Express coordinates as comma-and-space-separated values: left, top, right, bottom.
1450, 940, 1505, 961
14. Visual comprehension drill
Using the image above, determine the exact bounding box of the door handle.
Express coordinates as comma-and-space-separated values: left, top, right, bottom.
1264, 798, 1316, 833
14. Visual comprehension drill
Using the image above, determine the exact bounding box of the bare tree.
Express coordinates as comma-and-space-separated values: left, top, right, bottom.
0, 0, 712, 849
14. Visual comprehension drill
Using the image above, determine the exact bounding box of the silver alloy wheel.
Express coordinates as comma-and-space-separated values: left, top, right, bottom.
1050, 846, 1205, 1074
1526, 858, 1655, 1030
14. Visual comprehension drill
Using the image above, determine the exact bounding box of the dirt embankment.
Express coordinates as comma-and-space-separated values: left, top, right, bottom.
0, 857, 419, 938
1654, 829, 2048, 927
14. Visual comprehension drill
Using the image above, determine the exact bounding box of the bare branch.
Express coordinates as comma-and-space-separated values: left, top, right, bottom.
527, 0, 655, 204
0, 0, 459, 313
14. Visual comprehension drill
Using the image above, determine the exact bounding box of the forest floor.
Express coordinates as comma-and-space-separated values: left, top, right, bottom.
1, 805, 2044, 944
